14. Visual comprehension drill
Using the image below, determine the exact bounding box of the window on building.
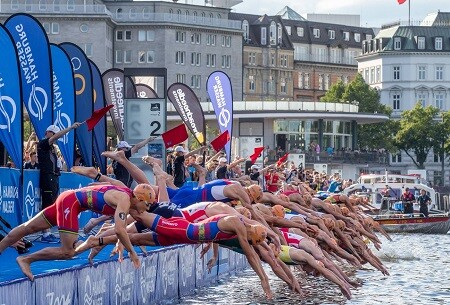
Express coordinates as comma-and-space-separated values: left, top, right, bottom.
248, 52, 256, 66
435, 92, 445, 109
206, 54, 216, 67
193, 11, 197, 22
42, 22, 50, 34
280, 78, 287, 94
269, 21, 276, 45
325, 74, 330, 90
435, 66, 444, 80
116, 30, 123, 41
124, 30, 131, 41
298, 73, 304, 89
176, 31, 186, 43
67, 0, 74, 11
393, 66, 400, 80
354, 33, 361, 43
343, 31, 349, 41
116, 8, 123, 19
417, 92, 427, 107
418, 65, 426, 80
176, 74, 186, 83
370, 68, 375, 84
242, 20, 249, 41
376, 66, 381, 83
191, 75, 201, 89
297, 27, 304, 37
129, 8, 137, 18
285, 26, 291, 35
191, 33, 201, 44
364, 68, 369, 82
393, 93, 400, 110
123, 50, 131, 63
11, 0, 19, 10
277, 23, 282, 44
435, 37, 443, 50
249, 75, 255, 91
417, 36, 425, 50
39, 0, 47, 10
271, 53, 275, 66
392, 152, 402, 163
175, 51, 185, 65
318, 74, 324, 90
143, 8, 150, 19
115, 50, 123, 63
313, 28, 320, 38
138, 51, 146, 64
138, 30, 155, 42
261, 27, 267, 45
304, 73, 310, 89
394, 37, 401, 50
328, 30, 335, 39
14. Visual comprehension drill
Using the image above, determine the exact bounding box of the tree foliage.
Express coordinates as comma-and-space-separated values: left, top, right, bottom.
394, 104, 442, 169
320, 74, 397, 150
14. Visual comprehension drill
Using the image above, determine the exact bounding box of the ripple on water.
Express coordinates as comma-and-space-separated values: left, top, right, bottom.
174, 234, 450, 305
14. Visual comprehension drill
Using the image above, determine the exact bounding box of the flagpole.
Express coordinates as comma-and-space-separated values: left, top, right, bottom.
408, 0, 411, 25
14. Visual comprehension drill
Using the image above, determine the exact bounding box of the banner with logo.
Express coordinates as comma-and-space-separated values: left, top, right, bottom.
89, 60, 107, 174
125, 76, 137, 99
167, 83, 206, 145
22, 169, 40, 223
102, 68, 125, 141
78, 261, 110, 305
136, 252, 159, 305
0, 25, 23, 168
178, 245, 196, 296
4, 13, 53, 140
60, 42, 93, 167
35, 271, 78, 305
207, 71, 234, 162
136, 84, 158, 98
0, 280, 32, 305
154, 247, 179, 300
109, 259, 137, 305
50, 44, 76, 170
0, 168, 21, 229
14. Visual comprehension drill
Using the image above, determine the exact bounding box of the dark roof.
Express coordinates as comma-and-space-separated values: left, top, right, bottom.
377, 26, 450, 52
421, 11, 450, 26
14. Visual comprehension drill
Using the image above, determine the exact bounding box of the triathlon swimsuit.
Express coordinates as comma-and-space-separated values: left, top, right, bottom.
168, 179, 239, 208
279, 228, 305, 247
148, 214, 236, 246
42, 185, 132, 234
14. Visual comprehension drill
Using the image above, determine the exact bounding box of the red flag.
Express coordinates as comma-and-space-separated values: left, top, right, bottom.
249, 146, 264, 164
161, 124, 188, 147
86, 105, 114, 131
276, 153, 289, 166
397, 0, 407, 4
210, 130, 230, 152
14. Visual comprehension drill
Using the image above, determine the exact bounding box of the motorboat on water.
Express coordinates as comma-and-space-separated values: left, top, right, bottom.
343, 173, 450, 234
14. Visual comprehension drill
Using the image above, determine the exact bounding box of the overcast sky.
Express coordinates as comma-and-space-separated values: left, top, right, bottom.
230, 0, 449, 27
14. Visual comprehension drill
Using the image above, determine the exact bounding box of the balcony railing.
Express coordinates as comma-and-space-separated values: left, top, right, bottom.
0, 3, 111, 15
167, 100, 359, 113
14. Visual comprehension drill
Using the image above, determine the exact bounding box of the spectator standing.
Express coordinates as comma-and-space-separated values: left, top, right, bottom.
38, 123, 80, 242
417, 189, 431, 217
24, 151, 39, 169
173, 145, 205, 187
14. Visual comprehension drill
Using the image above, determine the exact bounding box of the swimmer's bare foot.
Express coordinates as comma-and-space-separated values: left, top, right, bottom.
142, 155, 162, 167
71, 166, 98, 177
17, 256, 34, 281
75, 235, 101, 254
88, 246, 105, 265
139, 245, 148, 256
341, 286, 352, 300
152, 163, 169, 180
102, 150, 126, 162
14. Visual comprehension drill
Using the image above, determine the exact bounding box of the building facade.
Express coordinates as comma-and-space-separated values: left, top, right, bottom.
357, 12, 450, 185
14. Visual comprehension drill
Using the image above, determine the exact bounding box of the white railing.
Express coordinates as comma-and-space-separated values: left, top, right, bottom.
166, 100, 359, 113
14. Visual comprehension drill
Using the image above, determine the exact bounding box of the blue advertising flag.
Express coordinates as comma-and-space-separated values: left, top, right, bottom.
89, 60, 107, 174
206, 71, 234, 163
102, 68, 125, 140
60, 42, 93, 167
50, 44, 76, 170
0, 25, 23, 168
5, 13, 53, 139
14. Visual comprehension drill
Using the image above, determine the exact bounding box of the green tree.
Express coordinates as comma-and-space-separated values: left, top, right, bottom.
321, 74, 397, 150
395, 104, 441, 169
432, 111, 450, 184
